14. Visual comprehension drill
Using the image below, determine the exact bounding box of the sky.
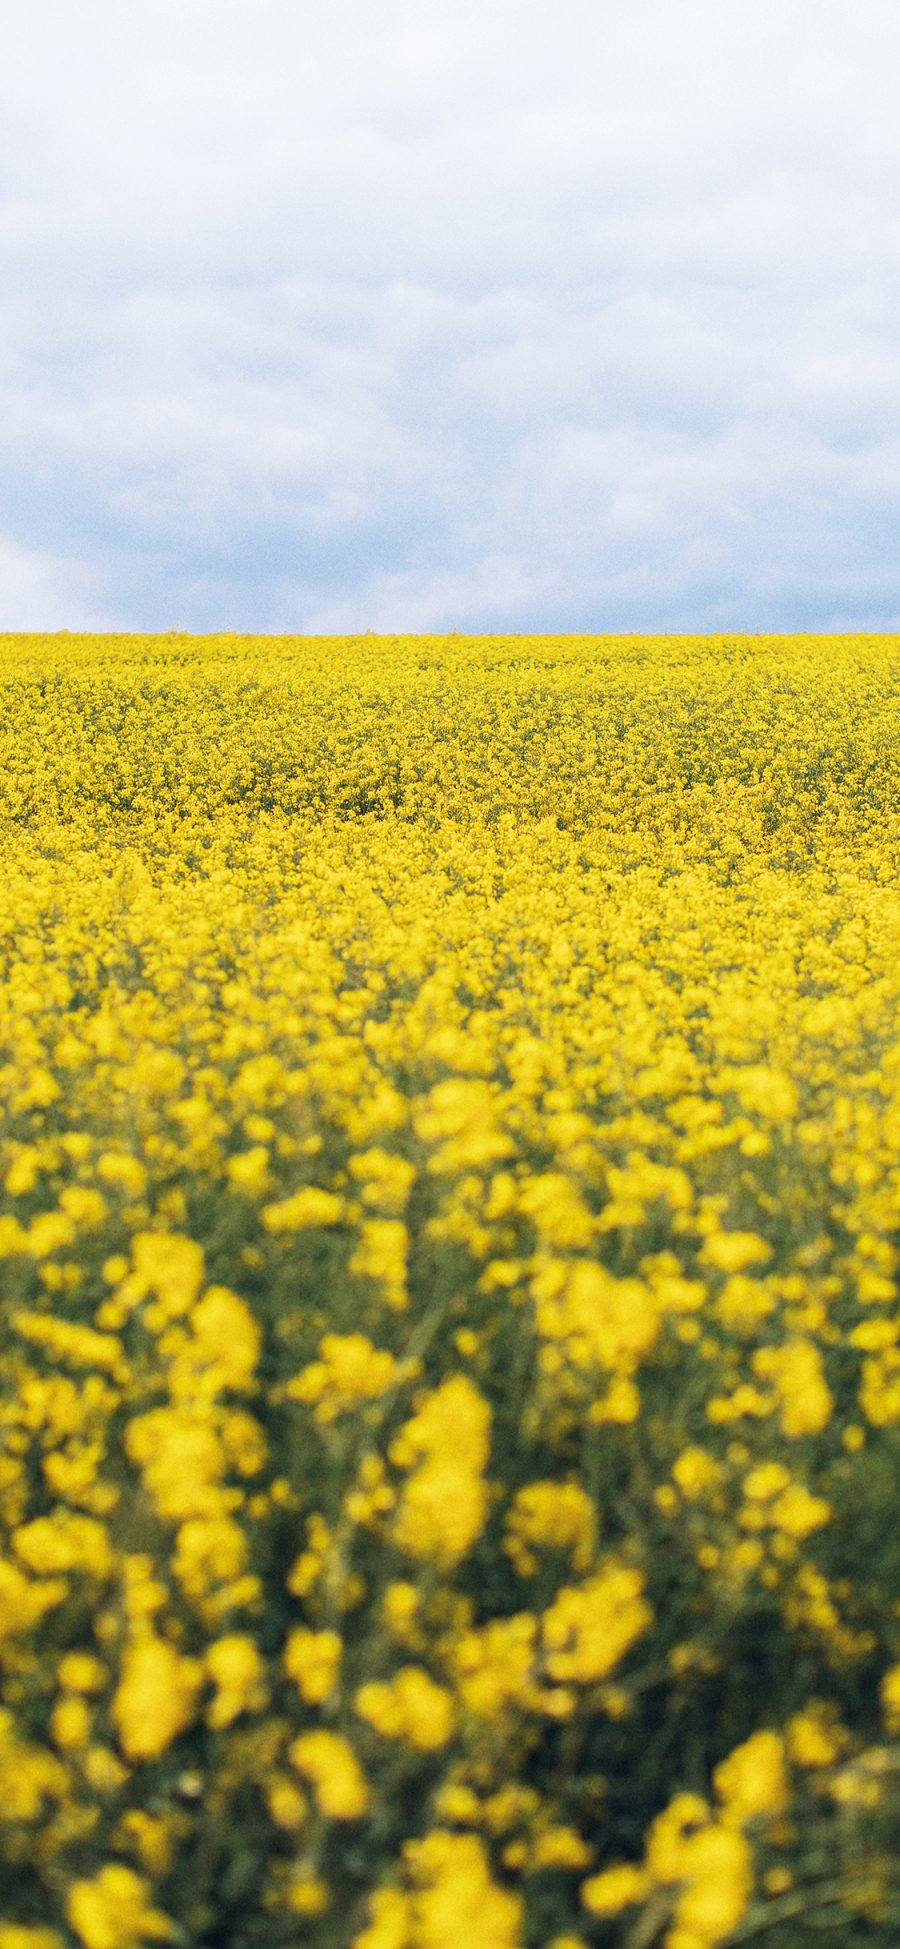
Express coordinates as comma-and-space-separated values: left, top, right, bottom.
3, 0, 900, 633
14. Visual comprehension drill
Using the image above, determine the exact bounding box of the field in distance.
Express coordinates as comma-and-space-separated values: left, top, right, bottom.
3, 632, 900, 1949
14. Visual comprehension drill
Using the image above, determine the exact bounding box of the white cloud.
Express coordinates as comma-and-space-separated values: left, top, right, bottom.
2, 0, 900, 627
304, 550, 550, 634
0, 538, 112, 630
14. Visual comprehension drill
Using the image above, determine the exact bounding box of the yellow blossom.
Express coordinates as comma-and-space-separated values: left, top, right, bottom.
51, 1694, 92, 1749
787, 1702, 846, 1767
582, 1863, 649, 1914
287, 1332, 412, 1420
289, 1729, 370, 1819
261, 1186, 344, 1232
111, 1636, 203, 1761
404, 1830, 524, 1949
713, 1730, 789, 1827
880, 1663, 900, 1733
392, 1376, 491, 1568
671, 1448, 721, 1500
284, 1626, 343, 1704
503, 1480, 597, 1577
8, 629, 900, 1949
355, 1665, 457, 1750
701, 1232, 773, 1274
542, 1562, 653, 1685
67, 1866, 171, 1949
353, 1887, 412, 1949
285, 1871, 330, 1916
0, 1932, 65, 1949
752, 1340, 833, 1437
204, 1633, 267, 1727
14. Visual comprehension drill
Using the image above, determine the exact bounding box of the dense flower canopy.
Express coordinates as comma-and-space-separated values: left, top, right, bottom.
3, 631, 900, 1947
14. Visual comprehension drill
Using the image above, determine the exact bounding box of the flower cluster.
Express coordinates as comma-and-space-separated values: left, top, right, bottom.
4, 630, 900, 1946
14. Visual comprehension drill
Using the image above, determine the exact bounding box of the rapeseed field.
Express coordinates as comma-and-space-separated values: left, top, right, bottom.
4, 629, 900, 1949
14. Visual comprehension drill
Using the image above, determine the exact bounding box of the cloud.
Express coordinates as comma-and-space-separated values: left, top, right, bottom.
0, 537, 112, 631
2, 0, 900, 628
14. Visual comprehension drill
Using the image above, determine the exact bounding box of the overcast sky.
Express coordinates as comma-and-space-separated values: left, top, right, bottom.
3, 0, 900, 632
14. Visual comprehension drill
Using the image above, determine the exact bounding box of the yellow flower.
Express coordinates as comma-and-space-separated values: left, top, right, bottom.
352, 1887, 412, 1949
173, 1514, 258, 1616
881, 1662, 900, 1733
382, 1580, 422, 1643
96, 1151, 147, 1195
57, 1652, 107, 1693
349, 1147, 416, 1214
530, 1826, 593, 1870
0, 1932, 64, 1949
111, 1636, 203, 1761
284, 1626, 342, 1704
129, 1231, 205, 1319
701, 1232, 772, 1274
287, 1332, 412, 1420
542, 1562, 653, 1685
11, 627, 900, 1949
285, 1871, 330, 1916
647, 1797, 752, 1945
753, 1340, 833, 1436
13, 1511, 113, 1578
725, 1065, 798, 1124
713, 1730, 789, 1826
742, 1462, 792, 1501
83, 1745, 128, 1793
787, 1701, 846, 1767
392, 1376, 491, 1569
533, 1259, 660, 1376
349, 1218, 410, 1310
503, 1479, 597, 1577
355, 1666, 457, 1750
646, 1793, 711, 1882
226, 1145, 271, 1195
519, 1172, 596, 1250
0, 1711, 67, 1820
51, 1694, 92, 1749
581, 1863, 649, 1914
67, 1865, 172, 1949
261, 1186, 343, 1232
204, 1633, 267, 1727
770, 1484, 831, 1538
404, 1830, 523, 1949
289, 1729, 370, 1819
671, 1448, 721, 1500
450, 1613, 539, 1720
124, 1408, 228, 1521
265, 1773, 308, 1829
0, 1560, 68, 1641
12, 1311, 125, 1380
183, 1284, 261, 1392
115, 1809, 178, 1876
666, 1824, 752, 1945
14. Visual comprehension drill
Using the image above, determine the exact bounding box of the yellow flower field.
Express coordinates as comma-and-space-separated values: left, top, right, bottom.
3, 629, 900, 1948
